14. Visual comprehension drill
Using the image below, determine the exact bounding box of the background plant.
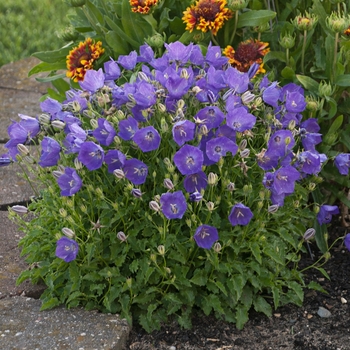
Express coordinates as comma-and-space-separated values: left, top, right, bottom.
5, 41, 334, 332
0, 0, 70, 67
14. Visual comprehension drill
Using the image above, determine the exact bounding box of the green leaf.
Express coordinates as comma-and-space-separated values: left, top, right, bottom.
190, 269, 208, 286
35, 73, 68, 83
104, 17, 139, 48
237, 10, 276, 28
85, 0, 105, 27
16, 270, 32, 285
307, 281, 328, 294
335, 74, 350, 87
251, 242, 262, 264
289, 281, 304, 303
28, 61, 67, 76
236, 304, 249, 330
51, 78, 70, 96
271, 286, 280, 309
281, 66, 296, 80
121, 1, 153, 46
264, 51, 286, 64
253, 295, 272, 317
327, 115, 344, 135
104, 30, 130, 56
32, 45, 73, 63
296, 75, 319, 94
40, 297, 60, 311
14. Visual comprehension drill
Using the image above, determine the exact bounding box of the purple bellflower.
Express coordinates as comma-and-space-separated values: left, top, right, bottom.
55, 237, 79, 262
118, 116, 139, 141
133, 126, 161, 152
194, 224, 219, 249
78, 141, 104, 170
160, 190, 187, 219
285, 90, 307, 113
295, 151, 322, 175
164, 41, 193, 64
228, 203, 253, 226
194, 106, 225, 130
183, 171, 208, 193
317, 205, 339, 225
104, 150, 126, 173
172, 120, 196, 146
117, 50, 138, 70
173, 145, 204, 175
39, 137, 61, 167
226, 107, 256, 132
93, 118, 116, 146
335, 153, 350, 176
205, 136, 238, 162
344, 233, 350, 252
57, 167, 82, 196
79, 68, 105, 93
272, 165, 300, 195
104, 58, 121, 81
123, 158, 148, 185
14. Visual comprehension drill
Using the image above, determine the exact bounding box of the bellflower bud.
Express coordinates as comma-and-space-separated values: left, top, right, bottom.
206, 201, 215, 211
11, 205, 28, 214
157, 245, 165, 255
51, 120, 66, 130
303, 228, 316, 241
268, 204, 279, 213
213, 242, 222, 253
113, 169, 125, 179
131, 188, 142, 198
17, 144, 30, 156
59, 208, 67, 217
227, 182, 235, 192
117, 231, 127, 242
149, 200, 160, 212
62, 227, 75, 238
208, 172, 218, 186
163, 178, 174, 190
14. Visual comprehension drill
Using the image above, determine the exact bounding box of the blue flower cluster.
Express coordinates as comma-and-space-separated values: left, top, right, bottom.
3, 41, 349, 256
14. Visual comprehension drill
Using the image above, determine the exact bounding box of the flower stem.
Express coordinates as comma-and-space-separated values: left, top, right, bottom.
229, 11, 239, 45
286, 48, 290, 66
301, 30, 307, 74
210, 31, 220, 46
332, 32, 339, 84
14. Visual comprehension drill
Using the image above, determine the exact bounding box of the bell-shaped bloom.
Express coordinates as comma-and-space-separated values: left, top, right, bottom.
226, 107, 256, 132
224, 67, 249, 93
194, 225, 219, 249
189, 191, 203, 202
55, 237, 79, 262
39, 137, 61, 167
205, 43, 228, 68
118, 116, 139, 141
317, 205, 339, 225
79, 68, 105, 93
285, 91, 307, 113
123, 158, 148, 185
133, 126, 161, 152
104, 150, 126, 173
262, 82, 280, 107
194, 106, 225, 130
133, 81, 156, 108
295, 151, 322, 175
78, 141, 104, 170
228, 203, 253, 226
173, 145, 204, 175
117, 50, 138, 70
272, 165, 300, 195
344, 233, 350, 252
335, 153, 350, 176
164, 41, 193, 64
205, 136, 238, 162
57, 167, 82, 196
63, 123, 87, 154
216, 124, 236, 141
183, 171, 208, 193
267, 130, 295, 158
104, 59, 121, 80
93, 118, 116, 146
172, 120, 196, 146
0, 156, 11, 167
160, 190, 187, 219
165, 74, 191, 99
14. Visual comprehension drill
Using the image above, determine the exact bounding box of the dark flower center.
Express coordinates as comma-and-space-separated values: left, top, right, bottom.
234, 42, 262, 63
195, 1, 220, 21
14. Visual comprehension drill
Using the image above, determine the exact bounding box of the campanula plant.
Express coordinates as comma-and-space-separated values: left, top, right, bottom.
5, 41, 346, 332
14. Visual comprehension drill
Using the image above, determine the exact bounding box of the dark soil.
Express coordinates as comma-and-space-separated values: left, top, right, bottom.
126, 225, 350, 350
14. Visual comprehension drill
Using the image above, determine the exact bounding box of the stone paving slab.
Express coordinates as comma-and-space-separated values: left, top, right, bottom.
0, 57, 51, 142
0, 144, 37, 207
0, 296, 130, 350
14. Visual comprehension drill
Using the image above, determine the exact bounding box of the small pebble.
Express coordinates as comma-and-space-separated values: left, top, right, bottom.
317, 306, 331, 318
341, 297, 347, 304
274, 313, 281, 318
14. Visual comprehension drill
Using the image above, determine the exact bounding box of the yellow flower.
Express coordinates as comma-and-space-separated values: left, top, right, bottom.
223, 39, 270, 75
66, 38, 105, 82
344, 26, 350, 37
183, 0, 232, 36
129, 0, 159, 14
